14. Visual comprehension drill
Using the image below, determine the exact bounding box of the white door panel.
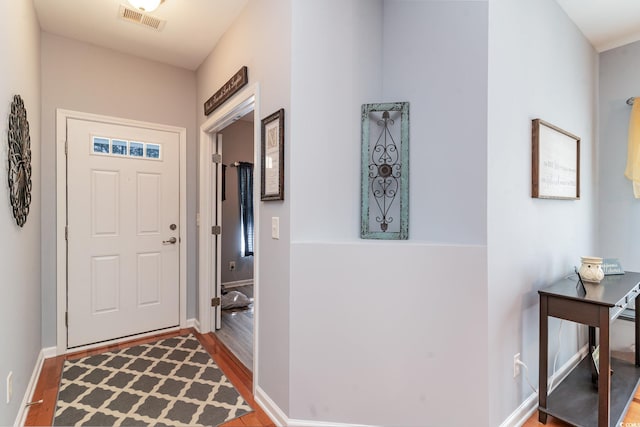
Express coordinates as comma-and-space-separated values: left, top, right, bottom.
67, 118, 179, 348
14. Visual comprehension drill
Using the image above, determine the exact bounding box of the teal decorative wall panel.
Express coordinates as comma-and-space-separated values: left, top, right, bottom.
361, 102, 409, 240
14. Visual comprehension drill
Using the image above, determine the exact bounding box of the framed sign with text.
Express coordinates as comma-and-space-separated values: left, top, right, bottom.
602, 258, 625, 275
261, 109, 285, 201
532, 119, 580, 200
204, 66, 248, 116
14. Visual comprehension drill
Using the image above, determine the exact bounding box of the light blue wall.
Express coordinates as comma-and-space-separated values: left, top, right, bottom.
290, 1, 489, 425
1, 2, 611, 425
599, 41, 640, 272
598, 41, 640, 352
290, 0, 383, 241
488, 0, 598, 424
0, 1, 42, 424
383, 0, 488, 245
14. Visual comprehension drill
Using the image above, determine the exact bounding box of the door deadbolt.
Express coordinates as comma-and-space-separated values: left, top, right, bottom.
170, 224, 177, 230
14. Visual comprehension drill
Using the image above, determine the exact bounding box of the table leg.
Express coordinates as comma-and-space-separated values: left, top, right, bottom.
635, 294, 640, 366
539, 295, 548, 424
590, 326, 597, 383
598, 307, 611, 427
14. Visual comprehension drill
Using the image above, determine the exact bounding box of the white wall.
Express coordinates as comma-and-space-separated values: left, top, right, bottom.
598, 40, 640, 352
196, 0, 292, 413
220, 119, 254, 284
40, 33, 197, 347
487, 0, 598, 424
0, 1, 41, 424
289, 1, 489, 425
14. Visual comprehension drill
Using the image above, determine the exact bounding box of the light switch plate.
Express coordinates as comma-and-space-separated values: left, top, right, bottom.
272, 217, 279, 239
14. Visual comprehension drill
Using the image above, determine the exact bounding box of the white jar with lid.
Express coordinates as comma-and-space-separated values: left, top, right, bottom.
579, 256, 605, 283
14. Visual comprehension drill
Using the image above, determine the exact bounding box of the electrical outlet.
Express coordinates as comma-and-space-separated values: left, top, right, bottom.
6, 371, 12, 404
513, 353, 521, 378
229, 261, 236, 271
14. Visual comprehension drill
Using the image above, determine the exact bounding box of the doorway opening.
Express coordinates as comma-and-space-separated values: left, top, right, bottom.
198, 84, 260, 387
216, 110, 255, 371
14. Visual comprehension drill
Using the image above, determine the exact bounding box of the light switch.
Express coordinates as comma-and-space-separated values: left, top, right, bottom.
272, 217, 280, 239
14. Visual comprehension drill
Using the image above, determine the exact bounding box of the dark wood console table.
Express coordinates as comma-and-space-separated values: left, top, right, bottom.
539, 272, 640, 427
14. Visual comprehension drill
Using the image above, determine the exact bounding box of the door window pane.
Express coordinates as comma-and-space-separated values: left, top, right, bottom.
91, 137, 162, 161
93, 137, 110, 154
146, 144, 161, 159
130, 142, 144, 157
112, 140, 127, 155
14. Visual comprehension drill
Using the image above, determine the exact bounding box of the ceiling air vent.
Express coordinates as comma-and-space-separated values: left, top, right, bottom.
118, 4, 166, 31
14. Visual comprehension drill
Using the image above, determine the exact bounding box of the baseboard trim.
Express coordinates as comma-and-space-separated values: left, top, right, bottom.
42, 346, 57, 359
499, 392, 538, 427
499, 344, 588, 427
255, 386, 377, 427
288, 418, 378, 427
186, 317, 201, 333
222, 279, 253, 289
14, 348, 48, 427
255, 386, 288, 427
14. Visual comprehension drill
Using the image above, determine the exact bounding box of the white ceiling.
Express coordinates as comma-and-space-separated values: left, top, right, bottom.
556, 0, 640, 52
33, 1, 640, 71
33, 0, 248, 70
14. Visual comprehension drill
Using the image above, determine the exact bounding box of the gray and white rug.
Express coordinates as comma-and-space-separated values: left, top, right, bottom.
53, 334, 252, 426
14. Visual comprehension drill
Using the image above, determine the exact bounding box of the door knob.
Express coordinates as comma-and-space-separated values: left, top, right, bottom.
163, 237, 177, 245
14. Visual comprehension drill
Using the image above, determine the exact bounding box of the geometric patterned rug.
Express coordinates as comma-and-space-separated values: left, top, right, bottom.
53, 334, 252, 426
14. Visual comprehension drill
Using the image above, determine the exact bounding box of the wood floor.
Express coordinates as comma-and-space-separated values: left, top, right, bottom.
24, 328, 640, 427
217, 285, 254, 371
218, 309, 253, 372
24, 328, 274, 427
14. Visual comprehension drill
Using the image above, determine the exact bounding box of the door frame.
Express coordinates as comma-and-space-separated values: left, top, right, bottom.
55, 109, 188, 354
198, 83, 260, 382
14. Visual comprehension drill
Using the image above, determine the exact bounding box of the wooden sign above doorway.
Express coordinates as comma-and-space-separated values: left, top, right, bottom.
204, 66, 249, 116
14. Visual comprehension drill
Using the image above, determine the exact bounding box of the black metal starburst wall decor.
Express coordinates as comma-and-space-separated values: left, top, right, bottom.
361, 102, 409, 240
7, 95, 32, 227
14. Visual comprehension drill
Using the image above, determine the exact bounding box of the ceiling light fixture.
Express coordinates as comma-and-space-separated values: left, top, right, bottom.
127, 0, 163, 12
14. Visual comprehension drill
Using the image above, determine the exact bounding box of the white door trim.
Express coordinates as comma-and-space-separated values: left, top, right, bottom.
198, 83, 260, 389
56, 109, 188, 354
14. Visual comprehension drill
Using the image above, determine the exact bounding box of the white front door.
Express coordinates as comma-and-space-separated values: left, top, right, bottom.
66, 118, 180, 348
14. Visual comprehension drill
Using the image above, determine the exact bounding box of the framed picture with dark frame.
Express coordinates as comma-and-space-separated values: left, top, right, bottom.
532, 118, 580, 200
261, 108, 285, 201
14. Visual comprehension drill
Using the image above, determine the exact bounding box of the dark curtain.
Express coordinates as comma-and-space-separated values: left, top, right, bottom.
221, 164, 227, 201
237, 162, 254, 256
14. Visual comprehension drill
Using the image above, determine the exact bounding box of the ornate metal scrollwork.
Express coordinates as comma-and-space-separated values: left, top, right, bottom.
369, 111, 401, 232
361, 102, 409, 240
8, 95, 32, 227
